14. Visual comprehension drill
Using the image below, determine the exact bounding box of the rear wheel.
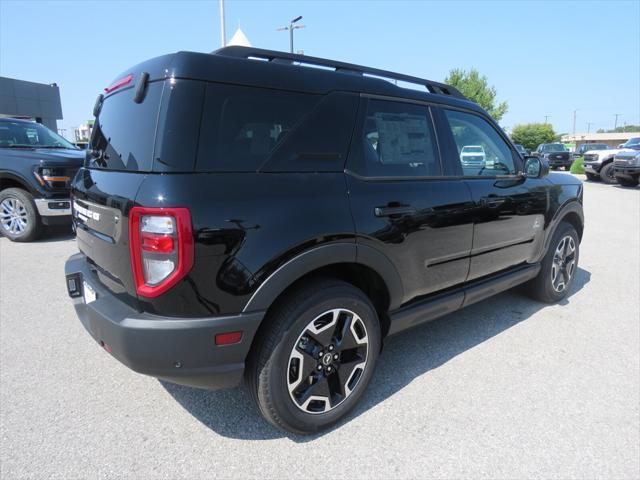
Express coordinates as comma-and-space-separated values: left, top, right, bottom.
599, 162, 617, 184
0, 188, 41, 242
616, 176, 639, 187
247, 278, 381, 434
527, 222, 579, 303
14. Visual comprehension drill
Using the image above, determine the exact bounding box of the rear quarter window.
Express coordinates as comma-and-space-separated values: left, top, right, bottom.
196, 83, 319, 172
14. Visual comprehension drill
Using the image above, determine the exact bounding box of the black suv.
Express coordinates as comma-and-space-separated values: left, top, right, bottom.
64, 47, 584, 434
0, 118, 83, 241
534, 143, 572, 170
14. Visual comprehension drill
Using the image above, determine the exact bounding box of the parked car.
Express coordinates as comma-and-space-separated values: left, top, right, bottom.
64, 46, 584, 434
514, 144, 528, 156
460, 145, 487, 166
583, 137, 640, 184
534, 143, 572, 170
0, 118, 84, 241
575, 143, 609, 157
613, 146, 640, 187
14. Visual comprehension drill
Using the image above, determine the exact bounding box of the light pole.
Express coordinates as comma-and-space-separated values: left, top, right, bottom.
219, 0, 226, 47
572, 109, 578, 138
586, 122, 594, 133
277, 16, 305, 53
544, 115, 550, 124
614, 113, 621, 130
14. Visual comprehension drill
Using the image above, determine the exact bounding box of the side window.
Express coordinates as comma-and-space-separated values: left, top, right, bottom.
197, 83, 318, 172
443, 109, 516, 176
350, 99, 441, 177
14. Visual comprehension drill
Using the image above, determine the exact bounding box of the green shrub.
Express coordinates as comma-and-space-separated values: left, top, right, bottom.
570, 156, 585, 174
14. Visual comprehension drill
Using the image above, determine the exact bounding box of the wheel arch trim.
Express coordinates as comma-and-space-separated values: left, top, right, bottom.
0, 171, 39, 196
242, 242, 404, 313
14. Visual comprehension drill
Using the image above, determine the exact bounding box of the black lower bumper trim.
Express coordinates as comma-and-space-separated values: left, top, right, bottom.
65, 253, 264, 389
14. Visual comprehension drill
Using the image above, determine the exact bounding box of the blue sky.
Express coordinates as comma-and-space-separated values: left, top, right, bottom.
1, 0, 638, 138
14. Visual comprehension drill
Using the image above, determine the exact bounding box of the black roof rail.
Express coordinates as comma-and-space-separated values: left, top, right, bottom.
212, 46, 466, 100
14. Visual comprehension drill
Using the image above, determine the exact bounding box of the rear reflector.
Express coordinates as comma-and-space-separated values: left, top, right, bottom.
104, 74, 133, 93
215, 331, 243, 346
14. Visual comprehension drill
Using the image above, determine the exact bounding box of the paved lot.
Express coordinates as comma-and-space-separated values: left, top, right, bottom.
1, 178, 639, 479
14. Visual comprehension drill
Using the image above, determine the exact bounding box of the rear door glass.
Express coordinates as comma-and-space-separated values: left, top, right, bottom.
90, 81, 163, 172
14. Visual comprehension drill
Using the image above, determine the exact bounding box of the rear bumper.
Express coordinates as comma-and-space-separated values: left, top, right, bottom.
64, 253, 264, 389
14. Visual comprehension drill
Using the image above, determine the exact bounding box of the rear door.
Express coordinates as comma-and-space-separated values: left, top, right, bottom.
436, 107, 548, 281
346, 96, 474, 305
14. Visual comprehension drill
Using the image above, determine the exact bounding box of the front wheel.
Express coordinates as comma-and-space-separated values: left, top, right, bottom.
599, 162, 617, 184
0, 188, 41, 242
616, 176, 639, 187
246, 279, 381, 434
527, 221, 579, 303
585, 172, 599, 181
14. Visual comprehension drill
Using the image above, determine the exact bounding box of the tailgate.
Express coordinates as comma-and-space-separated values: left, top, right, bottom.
73, 168, 145, 307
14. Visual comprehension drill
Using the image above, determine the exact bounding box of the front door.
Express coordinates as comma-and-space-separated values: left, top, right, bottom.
346, 97, 475, 305
437, 108, 548, 281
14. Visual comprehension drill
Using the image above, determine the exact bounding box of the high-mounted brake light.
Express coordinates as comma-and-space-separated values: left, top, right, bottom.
129, 207, 194, 298
104, 74, 133, 93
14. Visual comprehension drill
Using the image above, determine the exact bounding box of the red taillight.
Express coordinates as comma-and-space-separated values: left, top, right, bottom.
104, 74, 133, 93
141, 233, 174, 253
215, 331, 243, 346
129, 207, 194, 298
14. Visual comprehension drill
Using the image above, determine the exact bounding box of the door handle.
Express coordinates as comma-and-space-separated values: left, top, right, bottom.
480, 197, 506, 208
374, 205, 416, 217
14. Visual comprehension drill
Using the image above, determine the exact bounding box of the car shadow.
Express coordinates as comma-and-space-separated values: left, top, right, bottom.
161, 267, 591, 442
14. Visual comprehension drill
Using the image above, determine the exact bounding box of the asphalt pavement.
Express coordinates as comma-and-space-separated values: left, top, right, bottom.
1, 177, 638, 479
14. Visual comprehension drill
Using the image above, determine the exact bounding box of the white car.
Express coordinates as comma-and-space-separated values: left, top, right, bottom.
460, 145, 488, 167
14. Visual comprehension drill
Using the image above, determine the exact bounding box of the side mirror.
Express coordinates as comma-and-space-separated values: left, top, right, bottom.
523, 156, 549, 179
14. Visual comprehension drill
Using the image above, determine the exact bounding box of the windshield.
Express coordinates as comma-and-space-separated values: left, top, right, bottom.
515, 144, 526, 152
462, 146, 483, 153
0, 120, 76, 149
585, 144, 608, 150
623, 137, 640, 149
543, 144, 567, 152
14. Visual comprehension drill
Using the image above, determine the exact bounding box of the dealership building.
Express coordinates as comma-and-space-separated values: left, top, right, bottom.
561, 132, 640, 149
0, 76, 63, 131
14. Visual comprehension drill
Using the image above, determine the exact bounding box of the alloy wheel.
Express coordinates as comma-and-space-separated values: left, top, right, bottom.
551, 235, 576, 293
0, 197, 28, 235
287, 308, 369, 414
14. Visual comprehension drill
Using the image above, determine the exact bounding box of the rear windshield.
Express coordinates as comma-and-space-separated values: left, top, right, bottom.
89, 81, 163, 171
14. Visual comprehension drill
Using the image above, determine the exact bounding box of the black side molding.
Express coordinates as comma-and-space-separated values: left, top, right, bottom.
388, 264, 540, 336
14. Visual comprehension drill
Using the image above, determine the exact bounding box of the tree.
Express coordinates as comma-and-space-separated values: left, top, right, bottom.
444, 68, 508, 121
510, 123, 557, 151
596, 125, 640, 133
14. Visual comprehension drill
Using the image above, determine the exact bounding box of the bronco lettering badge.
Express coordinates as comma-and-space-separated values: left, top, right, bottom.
73, 201, 100, 221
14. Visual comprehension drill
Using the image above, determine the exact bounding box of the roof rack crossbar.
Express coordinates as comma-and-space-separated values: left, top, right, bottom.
213, 46, 466, 100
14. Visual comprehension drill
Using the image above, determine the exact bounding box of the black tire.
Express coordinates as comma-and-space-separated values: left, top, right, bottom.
246, 278, 381, 434
599, 162, 617, 184
585, 172, 599, 181
527, 222, 579, 303
0, 188, 41, 242
616, 177, 639, 187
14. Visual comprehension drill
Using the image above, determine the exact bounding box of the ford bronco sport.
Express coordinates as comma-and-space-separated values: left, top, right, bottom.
65, 47, 584, 434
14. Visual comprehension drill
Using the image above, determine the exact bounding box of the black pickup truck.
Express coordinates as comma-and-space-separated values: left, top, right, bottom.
0, 118, 84, 241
